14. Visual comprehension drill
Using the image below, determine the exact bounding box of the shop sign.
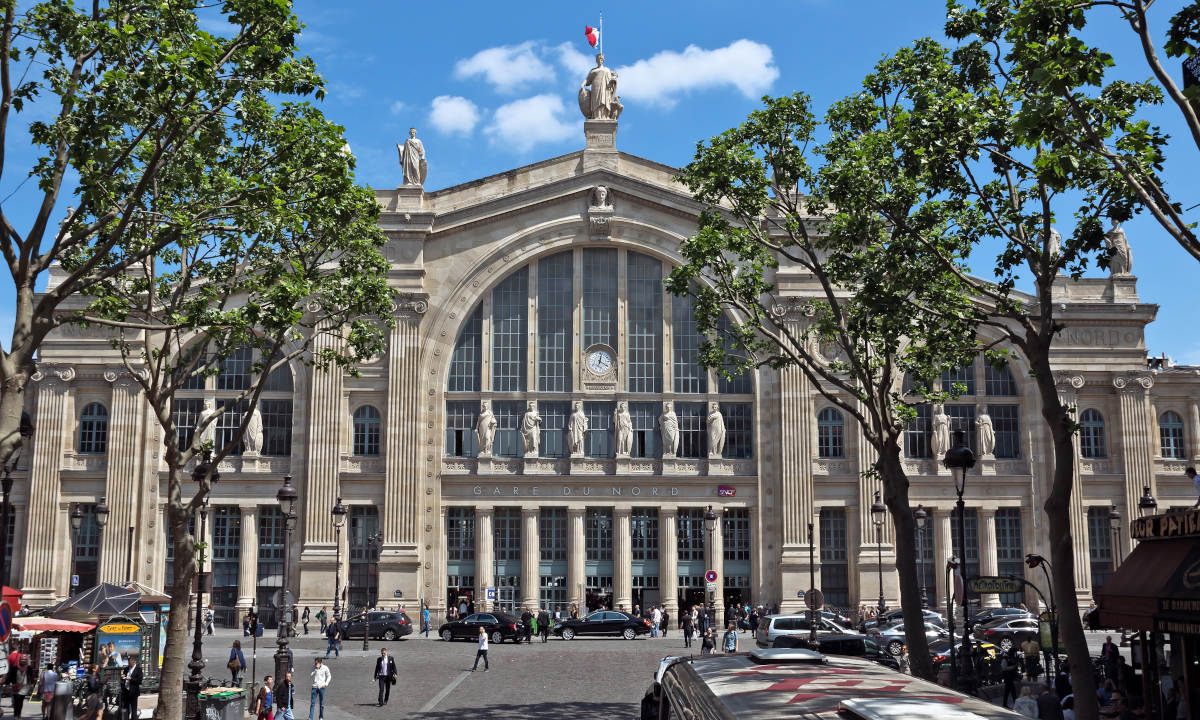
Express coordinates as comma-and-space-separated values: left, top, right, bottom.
98, 623, 139, 634
717, 486, 736, 497
1130, 508, 1200, 540
967, 576, 1024, 595
1155, 617, 1200, 635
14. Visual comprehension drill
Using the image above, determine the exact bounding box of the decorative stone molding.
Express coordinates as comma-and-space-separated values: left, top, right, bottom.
1053, 372, 1085, 391
63, 453, 106, 471
769, 296, 817, 320
1112, 374, 1154, 391
340, 455, 384, 474
1079, 460, 1115, 474
31, 365, 75, 384
395, 293, 429, 317
1158, 460, 1189, 474
587, 185, 615, 239
813, 460, 849, 475
103, 368, 148, 387
442, 459, 472, 474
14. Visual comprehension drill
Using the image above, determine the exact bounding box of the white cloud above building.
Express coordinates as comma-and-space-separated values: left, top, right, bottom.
484, 94, 579, 153
428, 95, 481, 136
453, 41, 556, 93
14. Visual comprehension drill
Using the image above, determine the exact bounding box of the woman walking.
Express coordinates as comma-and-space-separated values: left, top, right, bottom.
722, 623, 739, 654
254, 675, 274, 720
301, 607, 311, 635
228, 640, 247, 685
316, 606, 327, 634
81, 664, 103, 720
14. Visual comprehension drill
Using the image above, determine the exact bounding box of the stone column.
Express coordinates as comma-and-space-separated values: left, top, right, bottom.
778, 357, 816, 613
934, 508, 953, 617
566, 508, 585, 613
1114, 375, 1155, 547
1055, 374, 1091, 604
709, 511, 725, 622
613, 507, 632, 613
1189, 397, 1200, 462
521, 508, 540, 610
23, 367, 73, 604
299, 327, 344, 606
659, 508, 678, 616
237, 506, 258, 621
475, 508, 494, 609
748, 507, 761, 603
100, 372, 143, 584
979, 508, 1000, 608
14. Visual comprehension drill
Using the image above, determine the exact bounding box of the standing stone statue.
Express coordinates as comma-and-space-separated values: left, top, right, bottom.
707, 402, 726, 458
659, 401, 680, 457
243, 407, 263, 454
931, 406, 951, 459
578, 53, 621, 120
1047, 228, 1062, 260
1105, 220, 1133, 276
477, 400, 497, 456
978, 411, 996, 457
614, 401, 633, 456
521, 401, 542, 456
568, 401, 588, 455
396, 127, 428, 186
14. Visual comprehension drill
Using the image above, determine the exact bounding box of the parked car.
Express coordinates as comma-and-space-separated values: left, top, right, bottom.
929, 638, 998, 666
860, 608, 945, 631
438, 612, 524, 644
771, 633, 900, 671
340, 611, 413, 641
553, 610, 652, 640
755, 614, 855, 648
972, 617, 1040, 652
968, 607, 1033, 626
866, 621, 949, 656
820, 610, 855, 628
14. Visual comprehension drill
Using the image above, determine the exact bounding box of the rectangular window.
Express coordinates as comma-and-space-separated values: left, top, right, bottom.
493, 401, 523, 458
210, 506, 241, 607
215, 399, 247, 457
538, 252, 573, 392
445, 401, 478, 457
915, 511, 935, 605
988, 404, 1020, 459
819, 508, 849, 609
722, 508, 750, 561
629, 402, 662, 458
905, 405, 931, 459
631, 508, 659, 561
946, 404, 977, 453
256, 507, 285, 612
447, 507, 475, 561
677, 402, 707, 458
73, 504, 101, 590
995, 509, 1024, 606
582, 248, 617, 351
941, 360, 976, 396
984, 363, 1018, 396
539, 508, 566, 561
172, 398, 204, 452
818, 411, 845, 459
626, 253, 663, 393
672, 293, 707, 394
721, 403, 753, 459
539, 401, 569, 458
949, 507, 980, 582
448, 305, 482, 392
1087, 507, 1113, 590
584, 402, 613, 458
494, 508, 521, 562
163, 512, 196, 588
676, 508, 705, 562
348, 506, 380, 611
716, 316, 753, 395
260, 399, 292, 457
491, 267, 528, 392
216, 345, 252, 391
586, 509, 613, 561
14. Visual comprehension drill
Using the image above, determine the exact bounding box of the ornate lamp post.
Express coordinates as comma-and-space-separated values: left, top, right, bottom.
1137, 486, 1157, 517
914, 504, 929, 609
0, 412, 33, 590
362, 530, 382, 651
870, 491, 886, 615
186, 451, 218, 719
1108, 506, 1122, 573
946, 556, 960, 688
94, 496, 110, 582
943, 429, 976, 690
332, 497, 347, 621
69, 503, 84, 596
703, 506, 718, 611
275, 475, 298, 685
1025, 553, 1059, 673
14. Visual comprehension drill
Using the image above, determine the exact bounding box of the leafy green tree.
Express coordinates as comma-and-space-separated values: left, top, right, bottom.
668, 90, 983, 681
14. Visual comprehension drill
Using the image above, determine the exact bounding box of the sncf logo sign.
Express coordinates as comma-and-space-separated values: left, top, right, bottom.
717, 486, 736, 497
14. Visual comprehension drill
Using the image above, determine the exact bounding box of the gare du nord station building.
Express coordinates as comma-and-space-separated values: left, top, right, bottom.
11, 95, 1200, 628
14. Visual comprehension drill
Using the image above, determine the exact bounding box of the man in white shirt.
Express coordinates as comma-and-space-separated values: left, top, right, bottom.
308, 658, 331, 720
472, 625, 489, 671
651, 606, 663, 638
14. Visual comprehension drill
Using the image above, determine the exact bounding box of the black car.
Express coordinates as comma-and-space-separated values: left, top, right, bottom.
340, 611, 414, 641
438, 612, 524, 644
553, 610, 652, 640
968, 607, 1032, 626
771, 633, 900, 671
972, 616, 1040, 652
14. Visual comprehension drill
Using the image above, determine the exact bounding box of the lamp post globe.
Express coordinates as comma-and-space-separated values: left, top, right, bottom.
332, 497, 348, 621
942, 430, 975, 691
94, 496, 110, 583
1137, 486, 1157, 517
870, 491, 886, 614
914, 504, 929, 609
70, 503, 84, 531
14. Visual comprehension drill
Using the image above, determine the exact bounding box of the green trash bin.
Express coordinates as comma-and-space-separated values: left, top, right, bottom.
198, 689, 246, 720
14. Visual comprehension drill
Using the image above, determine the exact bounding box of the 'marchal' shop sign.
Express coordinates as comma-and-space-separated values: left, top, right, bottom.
1130, 508, 1200, 540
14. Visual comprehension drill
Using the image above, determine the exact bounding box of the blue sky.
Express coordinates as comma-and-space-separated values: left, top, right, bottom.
3, 0, 1199, 362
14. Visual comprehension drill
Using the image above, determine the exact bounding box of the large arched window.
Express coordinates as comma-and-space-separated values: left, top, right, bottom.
817, 407, 845, 459
1080, 409, 1106, 459
1159, 411, 1186, 459
353, 405, 382, 456
78, 402, 108, 454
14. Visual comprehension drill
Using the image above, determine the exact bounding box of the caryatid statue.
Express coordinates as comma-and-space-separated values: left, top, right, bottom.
707, 402, 726, 458
396, 127, 428, 186
568, 401, 588, 455
521, 401, 542, 455
614, 401, 633, 456
243, 407, 263, 454
659, 401, 680, 457
578, 53, 622, 120
931, 406, 951, 459
1105, 220, 1133, 276
978, 411, 996, 457
476, 400, 497, 456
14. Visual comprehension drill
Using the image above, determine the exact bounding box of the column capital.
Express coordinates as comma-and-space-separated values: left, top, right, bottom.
1112, 373, 1154, 392
31, 365, 75, 387
477, 507, 495, 519
521, 507, 539, 520
613, 506, 632, 519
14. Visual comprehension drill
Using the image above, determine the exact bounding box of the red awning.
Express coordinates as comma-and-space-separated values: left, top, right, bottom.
12, 618, 95, 633
1095, 537, 1200, 631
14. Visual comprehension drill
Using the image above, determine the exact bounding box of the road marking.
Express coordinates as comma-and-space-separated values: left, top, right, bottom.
418, 669, 472, 714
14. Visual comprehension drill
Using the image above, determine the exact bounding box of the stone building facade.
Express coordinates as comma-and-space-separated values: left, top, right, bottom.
10, 117, 1200, 624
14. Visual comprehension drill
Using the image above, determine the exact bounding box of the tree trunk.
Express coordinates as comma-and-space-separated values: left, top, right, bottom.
155, 489, 200, 720
877, 440, 935, 680
1032, 354, 1099, 719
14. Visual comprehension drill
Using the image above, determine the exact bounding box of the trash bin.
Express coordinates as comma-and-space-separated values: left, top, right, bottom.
198, 688, 246, 720
51, 679, 73, 720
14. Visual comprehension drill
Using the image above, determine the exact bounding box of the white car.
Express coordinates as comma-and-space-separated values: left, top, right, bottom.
755, 614, 855, 648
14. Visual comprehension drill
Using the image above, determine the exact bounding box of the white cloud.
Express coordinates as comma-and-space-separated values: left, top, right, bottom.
555, 42, 593, 80
389, 100, 406, 116
454, 41, 556, 93
428, 95, 481, 136
484, 94, 578, 153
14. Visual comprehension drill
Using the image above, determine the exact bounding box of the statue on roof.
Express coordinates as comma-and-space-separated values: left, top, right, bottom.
396, 127, 427, 186
1105, 220, 1133, 276
578, 53, 621, 120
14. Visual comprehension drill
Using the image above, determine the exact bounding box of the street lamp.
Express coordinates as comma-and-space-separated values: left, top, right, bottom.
362, 531, 382, 651
332, 497, 347, 621
187, 451, 219, 719
0, 412, 34, 590
1137, 486, 1157, 517
946, 556, 960, 688
275, 475, 298, 685
704, 506, 718, 613
1025, 553, 1059, 675
914, 504, 929, 609
870, 491, 886, 615
943, 429, 976, 690
1108, 506, 1122, 573
69, 503, 84, 596
95, 496, 110, 572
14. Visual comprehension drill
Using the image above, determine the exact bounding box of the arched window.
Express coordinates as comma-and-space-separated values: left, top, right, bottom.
78, 403, 108, 454
1080, 409, 1106, 459
817, 407, 845, 459
353, 405, 382, 457
984, 363, 1018, 396
1159, 411, 1186, 459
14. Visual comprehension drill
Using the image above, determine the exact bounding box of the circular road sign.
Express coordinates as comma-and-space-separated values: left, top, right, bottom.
270, 589, 295, 609
804, 589, 824, 611
704, 570, 718, 583
0, 601, 10, 642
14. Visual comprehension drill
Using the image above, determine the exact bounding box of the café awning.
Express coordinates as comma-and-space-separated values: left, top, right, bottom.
13, 617, 95, 633
1096, 536, 1200, 632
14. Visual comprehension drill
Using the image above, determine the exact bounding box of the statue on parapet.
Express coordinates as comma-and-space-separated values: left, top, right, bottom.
1105, 220, 1133, 276
396, 127, 428, 186
578, 53, 622, 120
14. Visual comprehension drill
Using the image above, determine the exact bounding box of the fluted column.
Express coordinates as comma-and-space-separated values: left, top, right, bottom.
299, 326, 344, 607
567, 508, 585, 612
709, 511, 725, 621
1189, 397, 1200, 462
237, 506, 258, 619
778, 355, 815, 612
979, 508, 1000, 608
748, 507, 761, 602
23, 367, 73, 603
475, 508, 494, 609
100, 372, 143, 584
613, 507, 632, 613
1055, 375, 1091, 600
934, 508, 953, 616
1114, 375, 1155, 548
659, 508, 678, 616
521, 508, 540, 610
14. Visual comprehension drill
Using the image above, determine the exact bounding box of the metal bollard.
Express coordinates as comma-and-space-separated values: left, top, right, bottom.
51, 678, 74, 720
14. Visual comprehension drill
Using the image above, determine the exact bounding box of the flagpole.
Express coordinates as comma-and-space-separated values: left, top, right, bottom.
599, 12, 603, 53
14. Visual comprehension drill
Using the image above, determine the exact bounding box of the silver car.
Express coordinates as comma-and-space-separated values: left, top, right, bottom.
755, 613, 854, 647
867, 621, 949, 656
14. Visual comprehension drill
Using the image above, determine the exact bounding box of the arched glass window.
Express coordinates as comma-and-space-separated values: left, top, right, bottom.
627, 252, 663, 393
448, 305, 482, 392
216, 345, 252, 391
817, 407, 845, 459
1079, 409, 1106, 459
538, 252, 573, 392
491, 268, 528, 392
78, 402, 108, 454
353, 405, 382, 456
672, 292, 706, 394
984, 363, 1018, 396
1159, 411, 1186, 459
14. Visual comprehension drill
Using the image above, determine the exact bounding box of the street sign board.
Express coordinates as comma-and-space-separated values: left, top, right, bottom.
71, 574, 79, 587
705, 581, 718, 594
270, 589, 294, 609
0, 601, 11, 642
393, 589, 403, 599
804, 589, 824, 611
967, 576, 1023, 595
704, 570, 718, 583
485, 587, 496, 601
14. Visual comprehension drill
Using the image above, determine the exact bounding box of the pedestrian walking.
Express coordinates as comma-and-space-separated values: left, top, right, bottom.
422, 605, 431, 638
373, 648, 396, 706
316, 606, 327, 634
80, 664, 102, 720
121, 657, 143, 720
205, 604, 215, 635
472, 626, 489, 671
700, 628, 715, 655
521, 608, 533, 644
651, 606, 662, 638
324, 620, 340, 659
301, 607, 310, 635
227, 640, 247, 685
38, 663, 57, 720
537, 608, 550, 643
5, 650, 27, 719
1001, 648, 1020, 708
722, 623, 739, 654
254, 675, 274, 720
682, 613, 695, 648
661, 609, 670, 639
275, 671, 296, 720
308, 658, 331, 720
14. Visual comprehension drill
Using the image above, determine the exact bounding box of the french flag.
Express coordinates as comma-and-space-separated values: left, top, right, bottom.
584, 25, 600, 48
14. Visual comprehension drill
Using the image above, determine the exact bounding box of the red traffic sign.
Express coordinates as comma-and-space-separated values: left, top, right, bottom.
704, 570, 718, 583
804, 589, 824, 610
0, 601, 11, 642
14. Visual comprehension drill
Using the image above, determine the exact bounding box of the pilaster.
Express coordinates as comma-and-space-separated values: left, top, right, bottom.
100, 371, 144, 584
778, 356, 816, 612
659, 508, 678, 616
1114, 374, 1155, 547
520, 508, 539, 610
613, 507, 632, 613
567, 508, 585, 612
1054, 373, 1091, 604
979, 508, 1000, 608
237, 506, 258, 618
709, 510, 725, 620
475, 508, 495, 609
934, 508, 953, 616
22, 367, 73, 604
299, 326, 344, 606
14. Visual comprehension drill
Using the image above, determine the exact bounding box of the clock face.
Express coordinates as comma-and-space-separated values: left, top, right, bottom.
586, 349, 613, 375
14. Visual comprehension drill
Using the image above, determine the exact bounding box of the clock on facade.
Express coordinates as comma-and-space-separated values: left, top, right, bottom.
586, 349, 613, 375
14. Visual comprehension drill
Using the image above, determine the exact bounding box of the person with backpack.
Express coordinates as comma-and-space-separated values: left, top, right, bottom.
228, 640, 246, 685
537, 607, 551, 643
254, 675, 274, 720
316, 606, 327, 634
682, 612, 695, 648
722, 623, 739, 654
301, 607, 310, 635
